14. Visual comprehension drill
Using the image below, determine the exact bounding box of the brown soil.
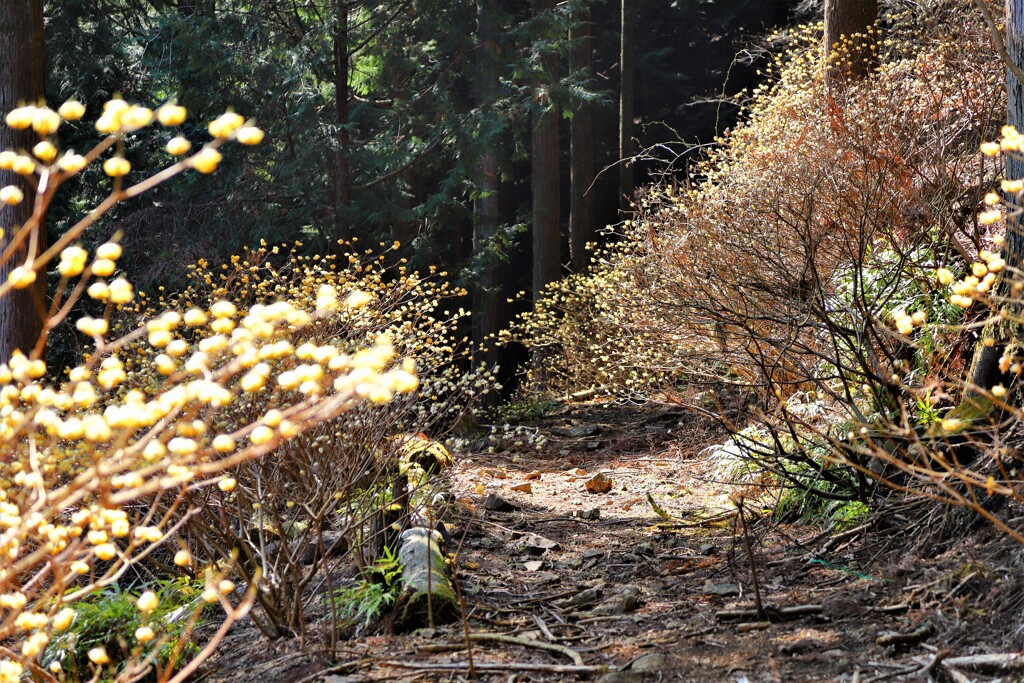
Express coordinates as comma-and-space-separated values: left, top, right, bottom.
200, 401, 1024, 683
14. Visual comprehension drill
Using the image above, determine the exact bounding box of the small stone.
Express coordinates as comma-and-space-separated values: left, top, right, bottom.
583, 549, 605, 559
596, 673, 644, 683
703, 582, 740, 596
629, 652, 667, 673
635, 542, 653, 556
585, 440, 602, 451
585, 473, 613, 494
574, 508, 601, 520
555, 586, 603, 609
699, 543, 718, 556
510, 482, 533, 494
483, 493, 517, 511
523, 560, 544, 572
552, 423, 600, 438
525, 471, 542, 480
524, 534, 560, 554
591, 585, 642, 615
620, 553, 639, 563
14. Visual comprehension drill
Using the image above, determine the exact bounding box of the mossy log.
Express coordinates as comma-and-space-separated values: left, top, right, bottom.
395, 526, 458, 627
365, 434, 454, 565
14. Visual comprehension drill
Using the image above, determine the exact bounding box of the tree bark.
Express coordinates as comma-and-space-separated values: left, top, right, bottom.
569, 2, 596, 272
823, 0, 878, 86
0, 0, 46, 363
531, 0, 561, 299
332, 0, 352, 244
618, 0, 635, 214
968, 0, 1024, 393
472, 0, 502, 381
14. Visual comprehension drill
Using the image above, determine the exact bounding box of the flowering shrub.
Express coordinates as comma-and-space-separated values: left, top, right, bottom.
0, 96, 430, 681
515, 1, 1024, 530
111, 243, 485, 639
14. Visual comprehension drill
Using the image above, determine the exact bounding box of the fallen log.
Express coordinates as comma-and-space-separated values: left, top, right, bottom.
943, 652, 1024, 674
395, 526, 458, 626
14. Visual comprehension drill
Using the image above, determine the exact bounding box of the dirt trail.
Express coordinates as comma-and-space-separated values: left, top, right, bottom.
203, 401, 1024, 683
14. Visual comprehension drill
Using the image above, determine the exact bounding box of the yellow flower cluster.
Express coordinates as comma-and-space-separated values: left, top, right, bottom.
890, 308, 926, 336
940, 249, 1006, 309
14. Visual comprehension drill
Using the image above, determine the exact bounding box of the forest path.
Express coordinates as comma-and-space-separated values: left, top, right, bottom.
206, 401, 1015, 682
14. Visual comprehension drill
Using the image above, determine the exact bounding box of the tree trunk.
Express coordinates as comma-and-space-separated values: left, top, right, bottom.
472, 0, 502, 382
618, 0, 635, 214
823, 0, 878, 86
332, 0, 352, 244
0, 1, 46, 363
569, 2, 596, 272
968, 0, 1024, 393
531, 0, 561, 299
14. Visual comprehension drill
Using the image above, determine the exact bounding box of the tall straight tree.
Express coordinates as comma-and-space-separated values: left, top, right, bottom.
332, 0, 353, 243
823, 0, 878, 86
969, 0, 1024, 391
618, 0, 635, 213
0, 1, 45, 363
472, 0, 502, 377
531, 0, 561, 298
569, 1, 596, 272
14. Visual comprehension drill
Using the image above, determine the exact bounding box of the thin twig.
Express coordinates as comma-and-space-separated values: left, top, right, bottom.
467, 633, 584, 666
973, 0, 1024, 85
381, 661, 611, 675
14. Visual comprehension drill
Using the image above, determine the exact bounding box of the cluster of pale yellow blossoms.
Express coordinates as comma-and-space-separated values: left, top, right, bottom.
0, 98, 263, 293
0, 98, 428, 677
919, 128, 1024, 320
0, 281, 419, 675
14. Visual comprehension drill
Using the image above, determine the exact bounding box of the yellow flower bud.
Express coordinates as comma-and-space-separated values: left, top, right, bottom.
87, 282, 110, 301
8, 266, 36, 289
52, 608, 75, 631
58, 151, 88, 173
96, 242, 123, 260
88, 647, 110, 665
93, 543, 117, 561
137, 591, 158, 613
157, 103, 188, 126
58, 100, 86, 120
121, 106, 153, 131
154, 354, 175, 375
135, 626, 155, 643
166, 135, 192, 156
6, 105, 35, 129
250, 425, 274, 445
92, 258, 116, 277
345, 290, 372, 308
209, 111, 245, 138
1002, 179, 1024, 193
32, 140, 57, 163
32, 107, 61, 136
191, 147, 222, 174
212, 435, 235, 453
236, 126, 264, 145
10, 155, 35, 175
210, 300, 237, 318
103, 156, 131, 177
0, 186, 23, 205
